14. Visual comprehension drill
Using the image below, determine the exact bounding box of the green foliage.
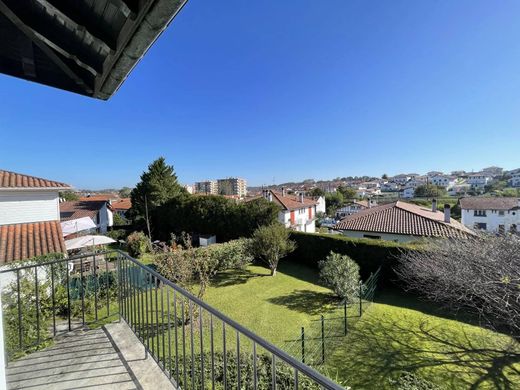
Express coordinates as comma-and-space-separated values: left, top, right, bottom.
286, 232, 418, 284
200, 238, 253, 270
325, 191, 344, 215
59, 191, 79, 201
250, 223, 296, 276
319, 252, 360, 302
118, 186, 132, 198
129, 157, 186, 221
389, 371, 443, 390
308, 187, 325, 197
106, 228, 128, 241
126, 231, 151, 257
152, 196, 279, 242
336, 185, 357, 200
113, 212, 129, 226
175, 351, 322, 389
414, 184, 446, 198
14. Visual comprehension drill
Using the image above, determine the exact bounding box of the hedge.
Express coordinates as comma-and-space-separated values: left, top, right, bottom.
285, 232, 420, 285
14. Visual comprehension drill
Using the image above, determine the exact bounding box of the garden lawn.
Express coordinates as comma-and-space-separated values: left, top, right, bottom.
202, 264, 520, 390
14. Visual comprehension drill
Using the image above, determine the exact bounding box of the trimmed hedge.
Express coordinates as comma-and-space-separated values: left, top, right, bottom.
286, 232, 419, 284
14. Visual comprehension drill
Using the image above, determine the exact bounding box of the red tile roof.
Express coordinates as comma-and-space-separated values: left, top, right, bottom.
79, 194, 119, 202
459, 197, 519, 211
334, 201, 473, 238
269, 190, 318, 211
112, 198, 132, 211
0, 170, 71, 189
0, 221, 66, 264
60, 200, 106, 221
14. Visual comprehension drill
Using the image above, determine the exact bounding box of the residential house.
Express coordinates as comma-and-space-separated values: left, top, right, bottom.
459, 197, 520, 234
467, 174, 492, 189
112, 198, 132, 218
482, 166, 504, 177
0, 170, 69, 264
400, 187, 415, 199
391, 174, 410, 185
508, 172, 520, 188
263, 189, 317, 233
381, 182, 400, 192
315, 196, 326, 214
60, 200, 113, 233
429, 175, 455, 189
335, 200, 376, 219
334, 200, 472, 242
406, 177, 427, 189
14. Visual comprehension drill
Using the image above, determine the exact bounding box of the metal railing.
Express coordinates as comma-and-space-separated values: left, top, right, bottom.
1, 251, 344, 389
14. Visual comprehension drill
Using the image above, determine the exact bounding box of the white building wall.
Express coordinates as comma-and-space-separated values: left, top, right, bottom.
340, 230, 423, 243
461, 209, 520, 233
0, 190, 60, 225
97, 203, 114, 233
315, 197, 326, 214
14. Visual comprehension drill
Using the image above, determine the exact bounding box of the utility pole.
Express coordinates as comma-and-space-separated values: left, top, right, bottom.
144, 194, 151, 240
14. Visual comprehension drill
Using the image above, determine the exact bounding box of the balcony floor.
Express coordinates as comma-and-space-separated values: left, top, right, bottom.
6, 322, 175, 390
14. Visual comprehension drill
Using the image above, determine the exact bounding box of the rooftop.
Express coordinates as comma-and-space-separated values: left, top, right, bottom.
60, 200, 107, 221
270, 190, 318, 211
334, 201, 473, 238
0, 170, 71, 190
459, 197, 519, 211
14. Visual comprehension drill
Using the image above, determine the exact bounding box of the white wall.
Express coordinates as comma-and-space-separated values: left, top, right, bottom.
461, 209, 520, 233
0, 190, 60, 225
340, 230, 423, 243
98, 203, 113, 233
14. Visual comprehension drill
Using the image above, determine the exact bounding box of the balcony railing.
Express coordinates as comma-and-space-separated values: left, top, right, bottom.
1, 250, 344, 389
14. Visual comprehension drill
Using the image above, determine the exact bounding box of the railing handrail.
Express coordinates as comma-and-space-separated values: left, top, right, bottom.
117, 250, 344, 389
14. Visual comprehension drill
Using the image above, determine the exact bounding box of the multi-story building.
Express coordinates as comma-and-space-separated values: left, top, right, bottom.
508, 172, 520, 188
217, 177, 247, 197
460, 197, 520, 234
466, 174, 492, 189
429, 175, 455, 189
194, 180, 218, 194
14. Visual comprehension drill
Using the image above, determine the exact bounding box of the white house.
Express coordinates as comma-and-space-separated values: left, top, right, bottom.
391, 174, 410, 185
0, 170, 70, 264
508, 173, 520, 188
429, 175, 455, 189
381, 182, 400, 192
334, 200, 473, 243
400, 187, 415, 199
315, 196, 326, 214
467, 174, 492, 189
335, 200, 376, 219
60, 200, 114, 233
262, 189, 317, 233
459, 197, 520, 234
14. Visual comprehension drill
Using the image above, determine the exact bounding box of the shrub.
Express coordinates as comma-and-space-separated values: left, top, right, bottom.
389, 371, 442, 390
319, 252, 360, 302
198, 238, 253, 270
286, 232, 419, 284
250, 224, 296, 276
126, 231, 151, 257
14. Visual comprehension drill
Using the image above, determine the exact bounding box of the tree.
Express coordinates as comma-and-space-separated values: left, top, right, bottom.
119, 187, 132, 198
59, 191, 79, 201
336, 185, 357, 199
318, 252, 360, 301
325, 191, 344, 215
397, 234, 520, 341
414, 184, 446, 198
113, 212, 128, 226
250, 223, 296, 276
382, 173, 389, 180
129, 157, 186, 225
308, 187, 325, 197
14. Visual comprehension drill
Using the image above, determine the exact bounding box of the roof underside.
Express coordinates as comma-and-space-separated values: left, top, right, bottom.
0, 0, 186, 100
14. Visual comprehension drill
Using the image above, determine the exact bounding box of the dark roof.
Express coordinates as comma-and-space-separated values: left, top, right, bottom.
459, 197, 519, 211
60, 200, 106, 221
0, 169, 71, 189
0, 221, 66, 264
0, 0, 186, 100
334, 201, 472, 238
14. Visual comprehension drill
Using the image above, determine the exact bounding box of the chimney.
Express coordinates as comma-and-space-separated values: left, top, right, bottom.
444, 204, 451, 223
268, 191, 273, 202
299, 192, 304, 203
282, 187, 286, 197
432, 198, 437, 212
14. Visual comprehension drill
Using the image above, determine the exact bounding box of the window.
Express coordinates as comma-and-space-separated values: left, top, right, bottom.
510, 224, 518, 233
474, 210, 487, 217
474, 222, 487, 230
498, 225, 505, 234
498, 210, 505, 216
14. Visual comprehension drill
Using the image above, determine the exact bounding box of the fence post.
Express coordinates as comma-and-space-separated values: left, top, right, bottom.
344, 300, 347, 335
359, 282, 363, 316
321, 315, 325, 364
301, 326, 305, 363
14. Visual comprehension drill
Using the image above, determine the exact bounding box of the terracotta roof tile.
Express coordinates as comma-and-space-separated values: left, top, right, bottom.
459, 197, 519, 211
79, 194, 119, 202
60, 200, 106, 221
112, 198, 132, 211
0, 170, 71, 189
334, 201, 473, 238
0, 221, 66, 264
269, 191, 317, 211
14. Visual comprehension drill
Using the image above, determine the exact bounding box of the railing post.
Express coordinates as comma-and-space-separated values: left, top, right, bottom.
321, 315, 325, 364
343, 300, 347, 336
359, 282, 363, 317
301, 326, 305, 364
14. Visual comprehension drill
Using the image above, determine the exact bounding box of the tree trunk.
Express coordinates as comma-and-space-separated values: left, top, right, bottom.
271, 267, 277, 276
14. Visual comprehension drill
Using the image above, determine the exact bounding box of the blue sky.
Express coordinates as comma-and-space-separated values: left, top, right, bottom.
1, 0, 519, 189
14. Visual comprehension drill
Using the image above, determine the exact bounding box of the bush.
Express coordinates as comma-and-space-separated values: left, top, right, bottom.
286, 232, 419, 284
319, 252, 360, 302
126, 231, 151, 257
198, 238, 253, 270
250, 224, 296, 276
389, 371, 442, 390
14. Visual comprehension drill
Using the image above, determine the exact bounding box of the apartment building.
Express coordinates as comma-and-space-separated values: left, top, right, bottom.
195, 180, 218, 195
460, 197, 520, 234
217, 177, 247, 197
